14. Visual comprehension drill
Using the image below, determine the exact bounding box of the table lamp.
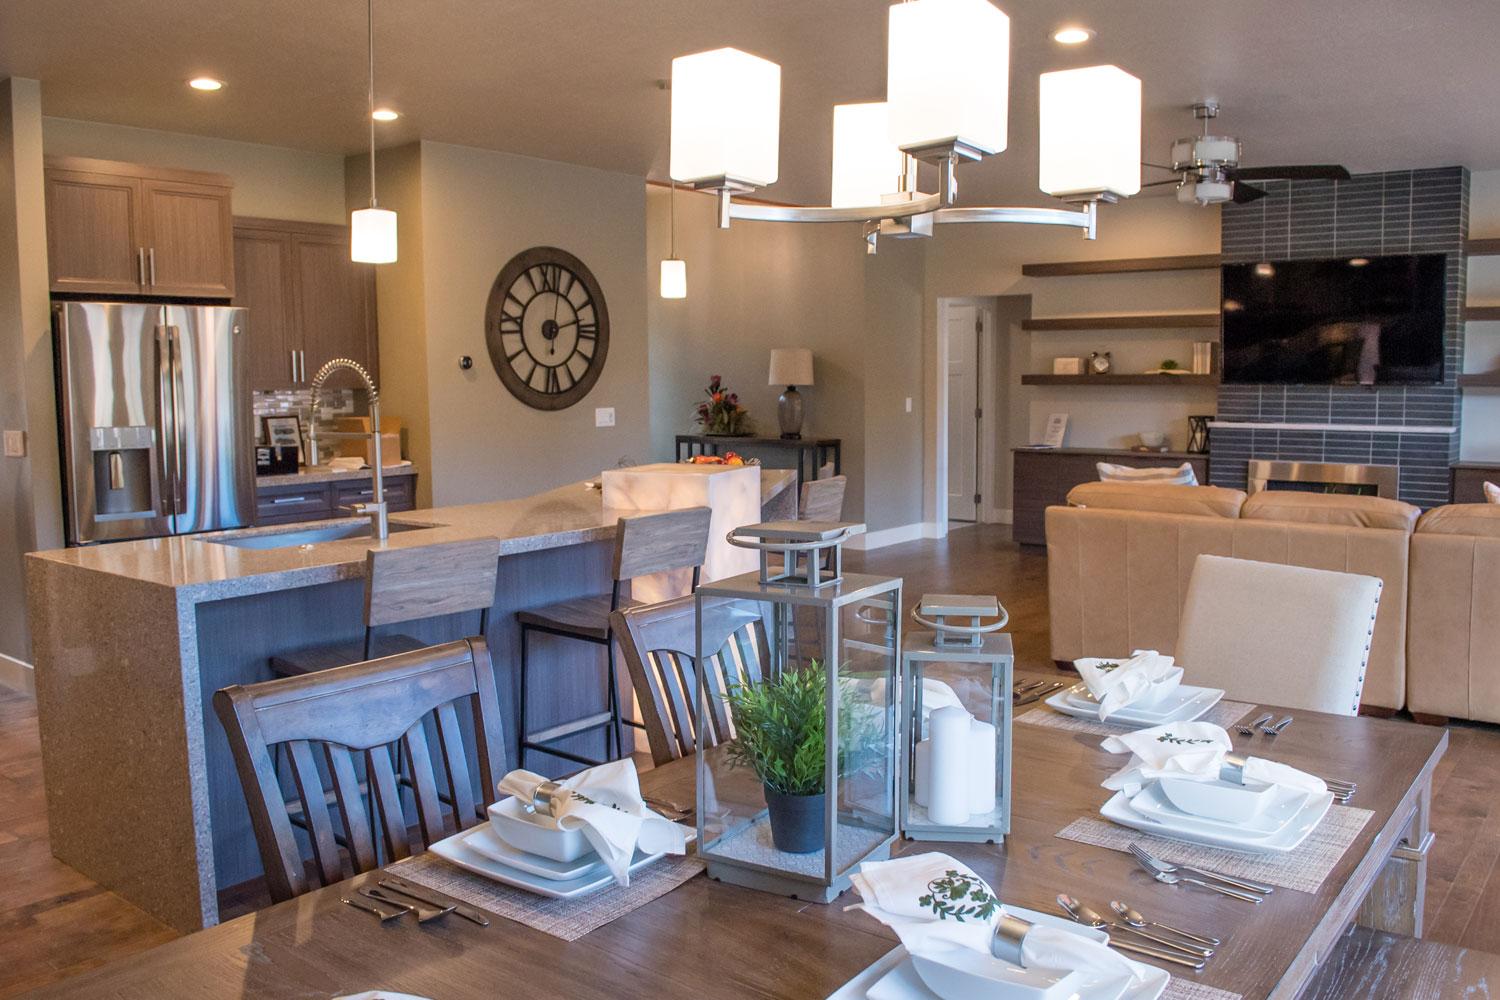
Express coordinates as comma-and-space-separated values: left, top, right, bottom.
768, 348, 814, 440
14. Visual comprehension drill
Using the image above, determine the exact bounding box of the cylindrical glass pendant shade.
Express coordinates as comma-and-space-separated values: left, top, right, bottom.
350, 206, 398, 263
660, 257, 687, 299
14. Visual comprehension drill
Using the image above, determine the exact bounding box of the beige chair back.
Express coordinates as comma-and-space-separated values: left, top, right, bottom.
365, 537, 502, 627
611, 595, 768, 765
800, 475, 848, 522
613, 506, 712, 581
1174, 554, 1382, 716
214, 638, 506, 901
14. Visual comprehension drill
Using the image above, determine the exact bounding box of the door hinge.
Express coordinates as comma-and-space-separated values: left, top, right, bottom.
975, 406, 982, 420
974, 493, 982, 505
975, 318, 983, 334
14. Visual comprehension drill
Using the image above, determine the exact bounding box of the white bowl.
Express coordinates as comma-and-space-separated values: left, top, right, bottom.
910, 941, 1086, 1000
1158, 775, 1276, 824
1138, 431, 1166, 448
487, 796, 592, 862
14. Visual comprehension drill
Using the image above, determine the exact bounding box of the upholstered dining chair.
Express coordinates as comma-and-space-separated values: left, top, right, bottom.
1174, 554, 1383, 716
611, 594, 769, 766
215, 638, 506, 902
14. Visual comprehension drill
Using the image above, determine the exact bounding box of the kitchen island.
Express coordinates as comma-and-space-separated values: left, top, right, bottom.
25, 469, 794, 931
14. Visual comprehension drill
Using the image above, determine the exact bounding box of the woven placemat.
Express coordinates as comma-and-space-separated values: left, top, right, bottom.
1056, 804, 1374, 895
387, 852, 705, 942
1017, 698, 1256, 738
1164, 981, 1242, 1000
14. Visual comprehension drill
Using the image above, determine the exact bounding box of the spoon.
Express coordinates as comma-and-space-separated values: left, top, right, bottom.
1109, 900, 1221, 947
1055, 894, 1212, 966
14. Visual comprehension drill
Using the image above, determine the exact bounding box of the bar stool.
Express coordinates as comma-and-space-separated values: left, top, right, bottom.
517, 506, 712, 769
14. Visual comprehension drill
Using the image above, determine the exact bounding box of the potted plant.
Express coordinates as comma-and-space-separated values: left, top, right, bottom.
694, 374, 752, 436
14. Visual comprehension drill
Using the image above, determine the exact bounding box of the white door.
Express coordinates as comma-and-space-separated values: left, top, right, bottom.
946, 305, 980, 522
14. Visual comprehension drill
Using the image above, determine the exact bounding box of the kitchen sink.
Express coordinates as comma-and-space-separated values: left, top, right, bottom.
206, 521, 438, 549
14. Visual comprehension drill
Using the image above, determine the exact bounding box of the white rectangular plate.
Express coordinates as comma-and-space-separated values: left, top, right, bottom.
1100, 786, 1334, 854
1046, 682, 1224, 727
430, 825, 667, 899
1131, 781, 1311, 839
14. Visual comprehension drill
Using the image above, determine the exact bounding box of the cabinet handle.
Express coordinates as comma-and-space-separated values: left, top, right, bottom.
147, 247, 157, 286
298, 350, 307, 383
270, 496, 310, 505
290, 350, 298, 383
137, 248, 147, 286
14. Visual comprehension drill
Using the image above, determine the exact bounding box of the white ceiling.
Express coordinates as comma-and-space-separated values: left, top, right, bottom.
4, 0, 1500, 206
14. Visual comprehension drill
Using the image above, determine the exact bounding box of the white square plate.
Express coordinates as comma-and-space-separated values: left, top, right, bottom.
465, 824, 608, 881
430, 824, 681, 899
1134, 781, 1309, 838
1100, 785, 1334, 854
1046, 682, 1223, 727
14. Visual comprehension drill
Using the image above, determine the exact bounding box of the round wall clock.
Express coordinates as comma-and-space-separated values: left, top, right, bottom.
484, 246, 609, 411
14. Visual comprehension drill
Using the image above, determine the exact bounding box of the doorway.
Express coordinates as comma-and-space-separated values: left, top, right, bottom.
945, 303, 983, 523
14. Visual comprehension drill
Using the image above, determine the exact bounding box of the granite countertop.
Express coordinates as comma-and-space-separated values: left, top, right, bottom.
256, 463, 419, 487
27, 468, 796, 602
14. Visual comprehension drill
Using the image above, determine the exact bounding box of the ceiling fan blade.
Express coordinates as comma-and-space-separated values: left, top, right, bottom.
1232, 181, 1269, 204
1140, 162, 1181, 173
1229, 164, 1352, 182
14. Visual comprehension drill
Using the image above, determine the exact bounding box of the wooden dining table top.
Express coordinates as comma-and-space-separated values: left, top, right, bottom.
30, 685, 1447, 1000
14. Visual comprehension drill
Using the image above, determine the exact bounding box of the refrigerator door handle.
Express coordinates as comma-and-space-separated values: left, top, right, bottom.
154, 325, 177, 519
168, 325, 187, 516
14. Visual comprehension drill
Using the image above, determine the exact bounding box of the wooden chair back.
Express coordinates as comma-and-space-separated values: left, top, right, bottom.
365, 537, 502, 627
214, 638, 506, 902
613, 506, 712, 581
611, 595, 768, 766
799, 475, 847, 522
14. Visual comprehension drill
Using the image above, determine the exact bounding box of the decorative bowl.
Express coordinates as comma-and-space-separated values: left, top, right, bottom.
1159, 776, 1276, 824
1138, 430, 1167, 448
487, 796, 592, 862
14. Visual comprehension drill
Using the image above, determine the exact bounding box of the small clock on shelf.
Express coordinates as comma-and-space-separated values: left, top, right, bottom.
1087, 351, 1113, 375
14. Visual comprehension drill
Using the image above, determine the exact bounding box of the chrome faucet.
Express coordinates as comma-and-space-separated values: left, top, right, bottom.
307, 358, 388, 540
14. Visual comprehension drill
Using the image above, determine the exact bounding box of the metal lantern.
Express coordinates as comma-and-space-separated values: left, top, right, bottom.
695, 521, 903, 903
900, 594, 1013, 843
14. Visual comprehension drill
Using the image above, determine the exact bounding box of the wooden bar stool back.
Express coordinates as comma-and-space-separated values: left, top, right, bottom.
214, 637, 507, 902
517, 506, 712, 769
799, 474, 847, 521
612, 595, 768, 766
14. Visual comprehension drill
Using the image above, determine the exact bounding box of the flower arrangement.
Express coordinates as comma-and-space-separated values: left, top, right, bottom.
695, 374, 751, 435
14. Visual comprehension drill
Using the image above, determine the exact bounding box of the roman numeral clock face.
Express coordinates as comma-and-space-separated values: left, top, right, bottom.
484, 246, 610, 411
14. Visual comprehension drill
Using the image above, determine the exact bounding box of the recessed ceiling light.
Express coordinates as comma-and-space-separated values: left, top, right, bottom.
1052, 26, 1094, 45
371, 108, 400, 122
188, 77, 224, 92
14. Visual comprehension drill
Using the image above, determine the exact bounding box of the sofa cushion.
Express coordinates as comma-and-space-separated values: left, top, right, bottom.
1241, 490, 1418, 532
1066, 481, 1245, 519
1486, 480, 1500, 504
1096, 461, 1199, 486
1417, 503, 1500, 539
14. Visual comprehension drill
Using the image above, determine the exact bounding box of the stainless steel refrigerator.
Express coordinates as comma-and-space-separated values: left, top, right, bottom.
54, 301, 255, 545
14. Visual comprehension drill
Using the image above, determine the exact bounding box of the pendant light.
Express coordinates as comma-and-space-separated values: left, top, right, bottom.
351, 0, 397, 263
659, 179, 687, 298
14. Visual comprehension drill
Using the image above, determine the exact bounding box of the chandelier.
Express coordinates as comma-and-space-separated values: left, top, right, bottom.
668, 0, 1141, 252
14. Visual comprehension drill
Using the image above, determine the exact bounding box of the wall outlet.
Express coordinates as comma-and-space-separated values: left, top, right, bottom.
2, 430, 23, 458
594, 407, 616, 428
904, 397, 913, 413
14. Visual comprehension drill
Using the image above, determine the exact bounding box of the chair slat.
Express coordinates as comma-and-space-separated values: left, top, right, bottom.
401, 721, 447, 844
367, 744, 411, 862
324, 743, 378, 872
435, 702, 478, 827
657, 651, 697, 758
286, 740, 343, 887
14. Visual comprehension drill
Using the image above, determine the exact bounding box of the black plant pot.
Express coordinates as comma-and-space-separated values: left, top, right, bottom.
764, 787, 825, 854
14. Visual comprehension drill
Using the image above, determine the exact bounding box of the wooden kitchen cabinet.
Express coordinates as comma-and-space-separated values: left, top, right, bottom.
232, 217, 378, 391
44, 156, 234, 298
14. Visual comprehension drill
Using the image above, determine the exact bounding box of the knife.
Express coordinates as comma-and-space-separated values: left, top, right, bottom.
1015, 681, 1066, 707
379, 876, 491, 927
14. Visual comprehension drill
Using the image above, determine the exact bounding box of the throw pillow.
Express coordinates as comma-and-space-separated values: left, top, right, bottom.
1485, 480, 1500, 504
1096, 461, 1199, 487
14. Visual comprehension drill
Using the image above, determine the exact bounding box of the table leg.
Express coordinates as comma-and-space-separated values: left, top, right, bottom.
1357, 776, 1433, 937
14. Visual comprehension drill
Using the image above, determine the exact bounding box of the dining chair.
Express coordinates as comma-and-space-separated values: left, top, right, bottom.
215, 637, 506, 902
611, 594, 769, 766
271, 537, 502, 676
516, 506, 712, 769
799, 474, 848, 521
1174, 554, 1383, 716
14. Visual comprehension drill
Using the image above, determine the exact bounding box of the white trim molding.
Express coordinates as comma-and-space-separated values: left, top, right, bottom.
0, 652, 35, 697
1208, 421, 1457, 434
845, 521, 944, 551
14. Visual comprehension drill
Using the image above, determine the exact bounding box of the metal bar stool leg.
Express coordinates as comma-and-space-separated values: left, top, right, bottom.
518, 623, 531, 771
606, 637, 622, 761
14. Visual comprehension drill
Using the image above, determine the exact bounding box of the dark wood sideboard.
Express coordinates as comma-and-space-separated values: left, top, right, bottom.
1452, 462, 1500, 504
1011, 447, 1210, 546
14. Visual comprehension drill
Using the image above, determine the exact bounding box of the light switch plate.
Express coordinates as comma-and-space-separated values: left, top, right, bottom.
904, 397, 913, 413
2, 430, 24, 457
594, 407, 616, 428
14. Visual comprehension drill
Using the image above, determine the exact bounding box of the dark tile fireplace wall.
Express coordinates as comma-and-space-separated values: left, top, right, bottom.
1211, 167, 1469, 509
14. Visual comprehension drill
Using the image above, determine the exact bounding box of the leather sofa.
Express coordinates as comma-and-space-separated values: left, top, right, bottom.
1406, 504, 1500, 724
1046, 483, 1418, 712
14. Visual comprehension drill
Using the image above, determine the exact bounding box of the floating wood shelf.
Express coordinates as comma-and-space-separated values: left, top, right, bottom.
1022, 313, 1220, 331
1021, 254, 1222, 277
1465, 306, 1500, 322
1467, 238, 1500, 256
1021, 373, 1219, 387
1458, 371, 1500, 388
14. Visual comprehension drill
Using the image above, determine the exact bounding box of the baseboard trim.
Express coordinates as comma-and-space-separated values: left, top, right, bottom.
846, 522, 943, 551
980, 507, 1014, 525
0, 652, 35, 696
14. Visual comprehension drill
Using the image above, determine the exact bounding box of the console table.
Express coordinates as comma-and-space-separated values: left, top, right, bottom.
1451, 461, 1500, 503
1011, 447, 1209, 546
675, 434, 841, 492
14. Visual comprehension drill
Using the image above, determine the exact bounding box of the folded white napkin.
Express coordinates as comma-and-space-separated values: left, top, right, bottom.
1101, 722, 1327, 796
327, 456, 366, 472
496, 759, 687, 886
1076, 650, 1177, 720
848, 853, 1153, 997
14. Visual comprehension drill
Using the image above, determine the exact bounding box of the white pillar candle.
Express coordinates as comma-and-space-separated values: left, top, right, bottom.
914, 738, 932, 808
928, 705, 972, 826
968, 719, 998, 816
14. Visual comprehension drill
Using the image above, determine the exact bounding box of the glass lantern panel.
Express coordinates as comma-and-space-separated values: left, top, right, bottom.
830, 596, 900, 881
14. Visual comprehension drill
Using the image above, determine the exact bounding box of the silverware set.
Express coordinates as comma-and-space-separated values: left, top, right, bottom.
1056, 894, 1215, 970
1013, 678, 1067, 706
340, 875, 491, 927
1129, 842, 1271, 903
1236, 711, 1293, 736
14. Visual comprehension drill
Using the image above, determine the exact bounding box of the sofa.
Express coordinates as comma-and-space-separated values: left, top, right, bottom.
1045, 483, 1417, 712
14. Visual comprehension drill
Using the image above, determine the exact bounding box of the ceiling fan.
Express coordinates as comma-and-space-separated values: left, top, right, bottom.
1144, 101, 1351, 206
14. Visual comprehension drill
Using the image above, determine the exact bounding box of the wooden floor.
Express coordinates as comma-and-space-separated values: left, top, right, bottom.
2, 522, 1499, 995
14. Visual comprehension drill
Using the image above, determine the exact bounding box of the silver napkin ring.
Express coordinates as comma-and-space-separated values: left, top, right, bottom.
1219, 753, 1248, 786
990, 912, 1033, 965
524, 780, 566, 817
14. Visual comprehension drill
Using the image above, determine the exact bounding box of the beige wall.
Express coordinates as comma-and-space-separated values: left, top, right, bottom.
1463, 168, 1500, 459
43, 117, 347, 223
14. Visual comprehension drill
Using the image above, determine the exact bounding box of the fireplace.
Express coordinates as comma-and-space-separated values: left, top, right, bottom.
1247, 460, 1400, 499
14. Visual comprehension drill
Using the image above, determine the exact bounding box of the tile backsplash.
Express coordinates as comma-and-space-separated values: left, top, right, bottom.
251, 388, 358, 449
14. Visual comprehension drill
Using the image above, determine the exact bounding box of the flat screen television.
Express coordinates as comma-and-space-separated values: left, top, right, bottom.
1220, 253, 1447, 385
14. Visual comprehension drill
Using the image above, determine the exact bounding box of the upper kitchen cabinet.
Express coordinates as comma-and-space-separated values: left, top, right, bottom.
45, 156, 235, 298
232, 218, 378, 391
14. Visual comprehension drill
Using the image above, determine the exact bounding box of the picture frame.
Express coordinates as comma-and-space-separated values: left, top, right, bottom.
262, 414, 304, 465
1041, 413, 1069, 449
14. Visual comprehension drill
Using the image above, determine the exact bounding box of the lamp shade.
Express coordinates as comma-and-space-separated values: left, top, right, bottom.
350, 206, 398, 264
887, 0, 1009, 156
769, 348, 814, 386
660, 258, 687, 299
670, 47, 781, 188
832, 102, 915, 208
1038, 64, 1142, 199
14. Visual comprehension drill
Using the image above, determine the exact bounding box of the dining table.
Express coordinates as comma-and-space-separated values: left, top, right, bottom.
28, 678, 1449, 1000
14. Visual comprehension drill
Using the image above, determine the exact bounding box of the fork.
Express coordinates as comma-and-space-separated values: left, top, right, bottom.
1237, 712, 1274, 736
1151, 868, 1263, 903
1261, 715, 1294, 735
1129, 842, 1274, 897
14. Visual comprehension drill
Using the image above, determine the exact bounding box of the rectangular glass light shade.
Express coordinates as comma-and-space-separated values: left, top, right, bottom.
350, 207, 398, 263
659, 258, 687, 299
831, 103, 915, 208
1038, 65, 1142, 198
887, 0, 1010, 156
670, 47, 781, 188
